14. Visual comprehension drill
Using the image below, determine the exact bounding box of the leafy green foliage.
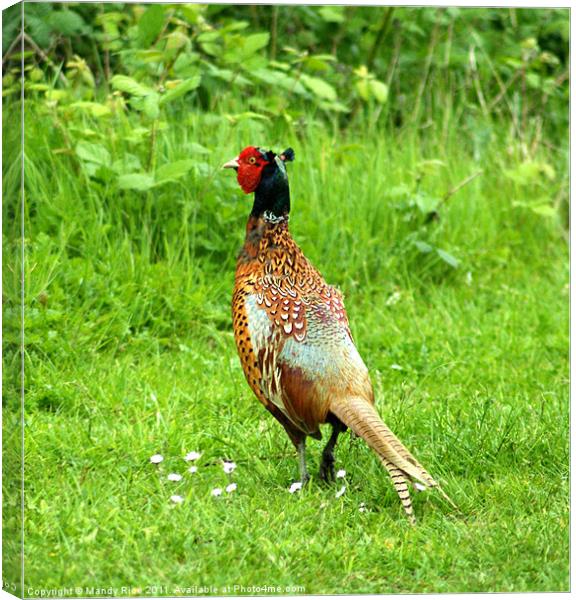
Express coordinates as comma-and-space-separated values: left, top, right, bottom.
4, 4, 568, 137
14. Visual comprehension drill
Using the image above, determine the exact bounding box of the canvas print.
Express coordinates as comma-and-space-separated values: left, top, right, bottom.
2, 2, 569, 596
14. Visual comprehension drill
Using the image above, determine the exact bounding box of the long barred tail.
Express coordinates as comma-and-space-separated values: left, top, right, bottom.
329, 395, 455, 522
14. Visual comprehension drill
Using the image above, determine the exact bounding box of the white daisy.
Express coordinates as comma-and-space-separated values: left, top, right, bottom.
223, 461, 236, 474
414, 482, 426, 492
226, 483, 237, 493
335, 485, 346, 498
185, 451, 202, 462
289, 482, 303, 494
167, 473, 183, 482
150, 454, 164, 464
359, 502, 367, 513
188, 466, 198, 474
170, 495, 184, 504
336, 469, 346, 479
211, 488, 223, 497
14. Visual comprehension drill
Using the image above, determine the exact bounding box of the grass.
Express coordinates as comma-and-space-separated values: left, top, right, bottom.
3, 100, 569, 594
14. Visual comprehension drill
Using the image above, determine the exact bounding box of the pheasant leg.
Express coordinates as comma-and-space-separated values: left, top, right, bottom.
297, 439, 310, 485
319, 420, 346, 482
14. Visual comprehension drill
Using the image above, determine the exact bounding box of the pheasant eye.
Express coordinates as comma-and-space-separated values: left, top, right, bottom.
248, 156, 257, 165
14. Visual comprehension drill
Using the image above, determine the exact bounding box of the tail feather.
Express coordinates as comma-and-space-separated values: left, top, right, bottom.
380, 456, 416, 525
330, 395, 455, 518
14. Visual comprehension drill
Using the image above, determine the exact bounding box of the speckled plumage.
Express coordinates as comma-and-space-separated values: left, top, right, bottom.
233, 215, 372, 438
226, 146, 454, 523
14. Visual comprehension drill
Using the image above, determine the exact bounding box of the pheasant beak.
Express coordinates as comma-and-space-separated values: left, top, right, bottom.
222, 157, 239, 170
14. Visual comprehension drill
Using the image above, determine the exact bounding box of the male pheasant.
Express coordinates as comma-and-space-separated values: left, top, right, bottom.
223, 146, 452, 523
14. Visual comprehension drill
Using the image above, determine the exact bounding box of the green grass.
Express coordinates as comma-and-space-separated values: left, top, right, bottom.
3, 102, 569, 594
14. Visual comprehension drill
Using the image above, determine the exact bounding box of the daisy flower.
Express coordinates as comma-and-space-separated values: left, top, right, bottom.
335, 486, 346, 498
223, 461, 237, 474
289, 482, 303, 494
185, 451, 202, 462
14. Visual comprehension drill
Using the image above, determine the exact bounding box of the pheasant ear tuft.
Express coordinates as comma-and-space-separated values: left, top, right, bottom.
279, 148, 295, 162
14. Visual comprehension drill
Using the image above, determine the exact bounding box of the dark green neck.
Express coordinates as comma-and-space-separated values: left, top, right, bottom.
251, 161, 290, 219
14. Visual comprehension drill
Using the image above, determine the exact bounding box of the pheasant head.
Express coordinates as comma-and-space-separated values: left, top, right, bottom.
223, 146, 295, 219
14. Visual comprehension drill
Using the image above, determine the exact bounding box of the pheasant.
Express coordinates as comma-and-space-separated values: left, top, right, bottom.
223, 146, 453, 523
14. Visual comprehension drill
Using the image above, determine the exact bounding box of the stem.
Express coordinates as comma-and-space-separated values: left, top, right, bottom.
2, 31, 22, 65
19, 33, 69, 87
469, 45, 488, 117
366, 7, 395, 71
250, 5, 260, 28
147, 120, 158, 172
385, 20, 402, 88
411, 15, 440, 124
99, 4, 110, 82
443, 18, 454, 69
437, 170, 483, 210
270, 6, 278, 61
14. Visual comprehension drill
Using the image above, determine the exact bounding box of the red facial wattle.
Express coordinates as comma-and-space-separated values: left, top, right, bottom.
237, 163, 265, 193
236, 147, 269, 194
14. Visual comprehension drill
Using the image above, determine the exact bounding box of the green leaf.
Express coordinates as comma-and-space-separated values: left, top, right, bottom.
197, 32, 222, 57
504, 161, 556, 185
48, 10, 87, 36
199, 41, 221, 57
155, 160, 196, 183
138, 5, 165, 47
111, 154, 141, 174
319, 7, 345, 23
530, 204, 557, 217
75, 142, 110, 166
159, 76, 201, 106
319, 100, 349, 113
25, 14, 51, 47
356, 79, 370, 101
173, 53, 200, 78
165, 31, 189, 51
185, 142, 211, 155
436, 248, 460, 268
111, 75, 153, 97
250, 69, 307, 95
237, 55, 267, 72
416, 159, 446, 175
135, 49, 166, 64
69, 102, 111, 118
414, 240, 434, 254
300, 74, 337, 101
242, 32, 270, 55
180, 5, 203, 25
117, 173, 155, 191
204, 64, 252, 86
414, 192, 440, 214
142, 93, 160, 119
197, 31, 220, 43
369, 79, 389, 104
226, 111, 270, 123
303, 56, 333, 72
